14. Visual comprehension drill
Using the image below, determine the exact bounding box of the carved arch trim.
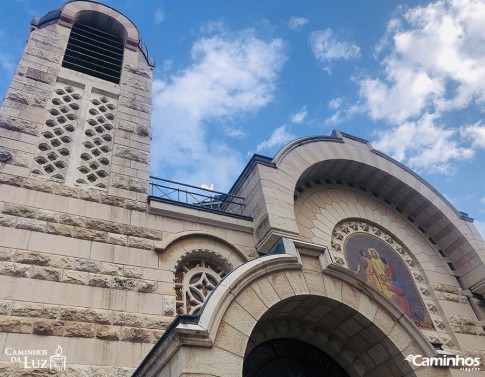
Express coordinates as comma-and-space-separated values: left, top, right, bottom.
331, 218, 456, 349
155, 230, 249, 264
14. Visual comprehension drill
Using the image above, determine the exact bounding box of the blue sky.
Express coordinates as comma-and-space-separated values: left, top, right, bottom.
0, 0, 484, 237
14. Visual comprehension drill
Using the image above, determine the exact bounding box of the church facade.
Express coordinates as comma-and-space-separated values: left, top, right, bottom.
0, 1, 484, 376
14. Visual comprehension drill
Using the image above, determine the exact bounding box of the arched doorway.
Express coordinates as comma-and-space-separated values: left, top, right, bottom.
244, 294, 418, 377
244, 338, 350, 377
133, 251, 442, 377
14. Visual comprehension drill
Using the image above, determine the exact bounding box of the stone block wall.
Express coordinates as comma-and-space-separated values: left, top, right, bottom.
0, 5, 256, 374
0, 23, 68, 184
0, 175, 255, 375
294, 183, 485, 362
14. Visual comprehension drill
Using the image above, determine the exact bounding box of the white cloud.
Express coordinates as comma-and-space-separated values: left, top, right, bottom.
200, 20, 225, 35
160, 59, 173, 72
462, 122, 485, 148
324, 111, 344, 127
151, 29, 286, 190
154, 8, 165, 24
323, 98, 360, 126
328, 97, 343, 110
0, 52, 14, 72
256, 125, 295, 152
291, 106, 307, 124
310, 29, 360, 69
288, 17, 309, 31
256, 105, 307, 152
360, 70, 443, 124
373, 114, 475, 174
361, 0, 485, 173
224, 127, 246, 138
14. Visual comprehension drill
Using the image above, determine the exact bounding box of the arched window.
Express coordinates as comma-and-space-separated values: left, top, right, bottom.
175, 259, 227, 315
62, 11, 125, 84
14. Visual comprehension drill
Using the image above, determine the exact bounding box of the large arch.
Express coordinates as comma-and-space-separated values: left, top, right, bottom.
237, 132, 485, 295
134, 245, 446, 377
32, 0, 140, 51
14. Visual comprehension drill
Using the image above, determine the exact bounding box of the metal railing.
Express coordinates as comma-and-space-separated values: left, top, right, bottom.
149, 176, 246, 216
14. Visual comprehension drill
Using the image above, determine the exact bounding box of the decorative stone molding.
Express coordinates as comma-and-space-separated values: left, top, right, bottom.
136, 251, 439, 377
159, 234, 246, 277
175, 259, 227, 315
155, 230, 249, 263
174, 248, 234, 273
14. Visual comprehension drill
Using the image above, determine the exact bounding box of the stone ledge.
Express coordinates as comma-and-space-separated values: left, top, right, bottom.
0, 114, 41, 136
0, 299, 174, 329
0, 314, 171, 343
0, 246, 165, 283
0, 147, 31, 169
28, 317, 166, 343
0, 259, 158, 294
0, 173, 147, 212
449, 314, 485, 336
436, 291, 469, 304
0, 362, 135, 377
0, 210, 155, 250
0, 202, 159, 240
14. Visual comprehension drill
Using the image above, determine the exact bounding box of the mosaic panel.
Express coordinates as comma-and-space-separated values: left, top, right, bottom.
332, 220, 435, 330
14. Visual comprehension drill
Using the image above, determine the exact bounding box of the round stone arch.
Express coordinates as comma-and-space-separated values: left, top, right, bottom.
60, 1, 141, 50
154, 232, 248, 315
293, 184, 460, 349
261, 133, 484, 294
155, 230, 249, 272
193, 253, 441, 377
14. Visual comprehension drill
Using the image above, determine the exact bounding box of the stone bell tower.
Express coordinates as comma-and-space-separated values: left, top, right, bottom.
0, 1, 165, 375
0, 0, 154, 201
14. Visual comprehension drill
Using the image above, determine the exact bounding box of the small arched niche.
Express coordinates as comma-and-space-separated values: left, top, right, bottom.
75, 10, 128, 40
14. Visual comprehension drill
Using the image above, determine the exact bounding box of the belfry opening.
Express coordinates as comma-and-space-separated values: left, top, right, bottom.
0, 1, 484, 376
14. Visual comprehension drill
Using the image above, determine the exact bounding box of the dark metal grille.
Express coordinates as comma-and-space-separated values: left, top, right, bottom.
62, 23, 124, 84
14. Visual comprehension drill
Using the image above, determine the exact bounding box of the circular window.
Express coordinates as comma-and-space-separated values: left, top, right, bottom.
175, 260, 226, 314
